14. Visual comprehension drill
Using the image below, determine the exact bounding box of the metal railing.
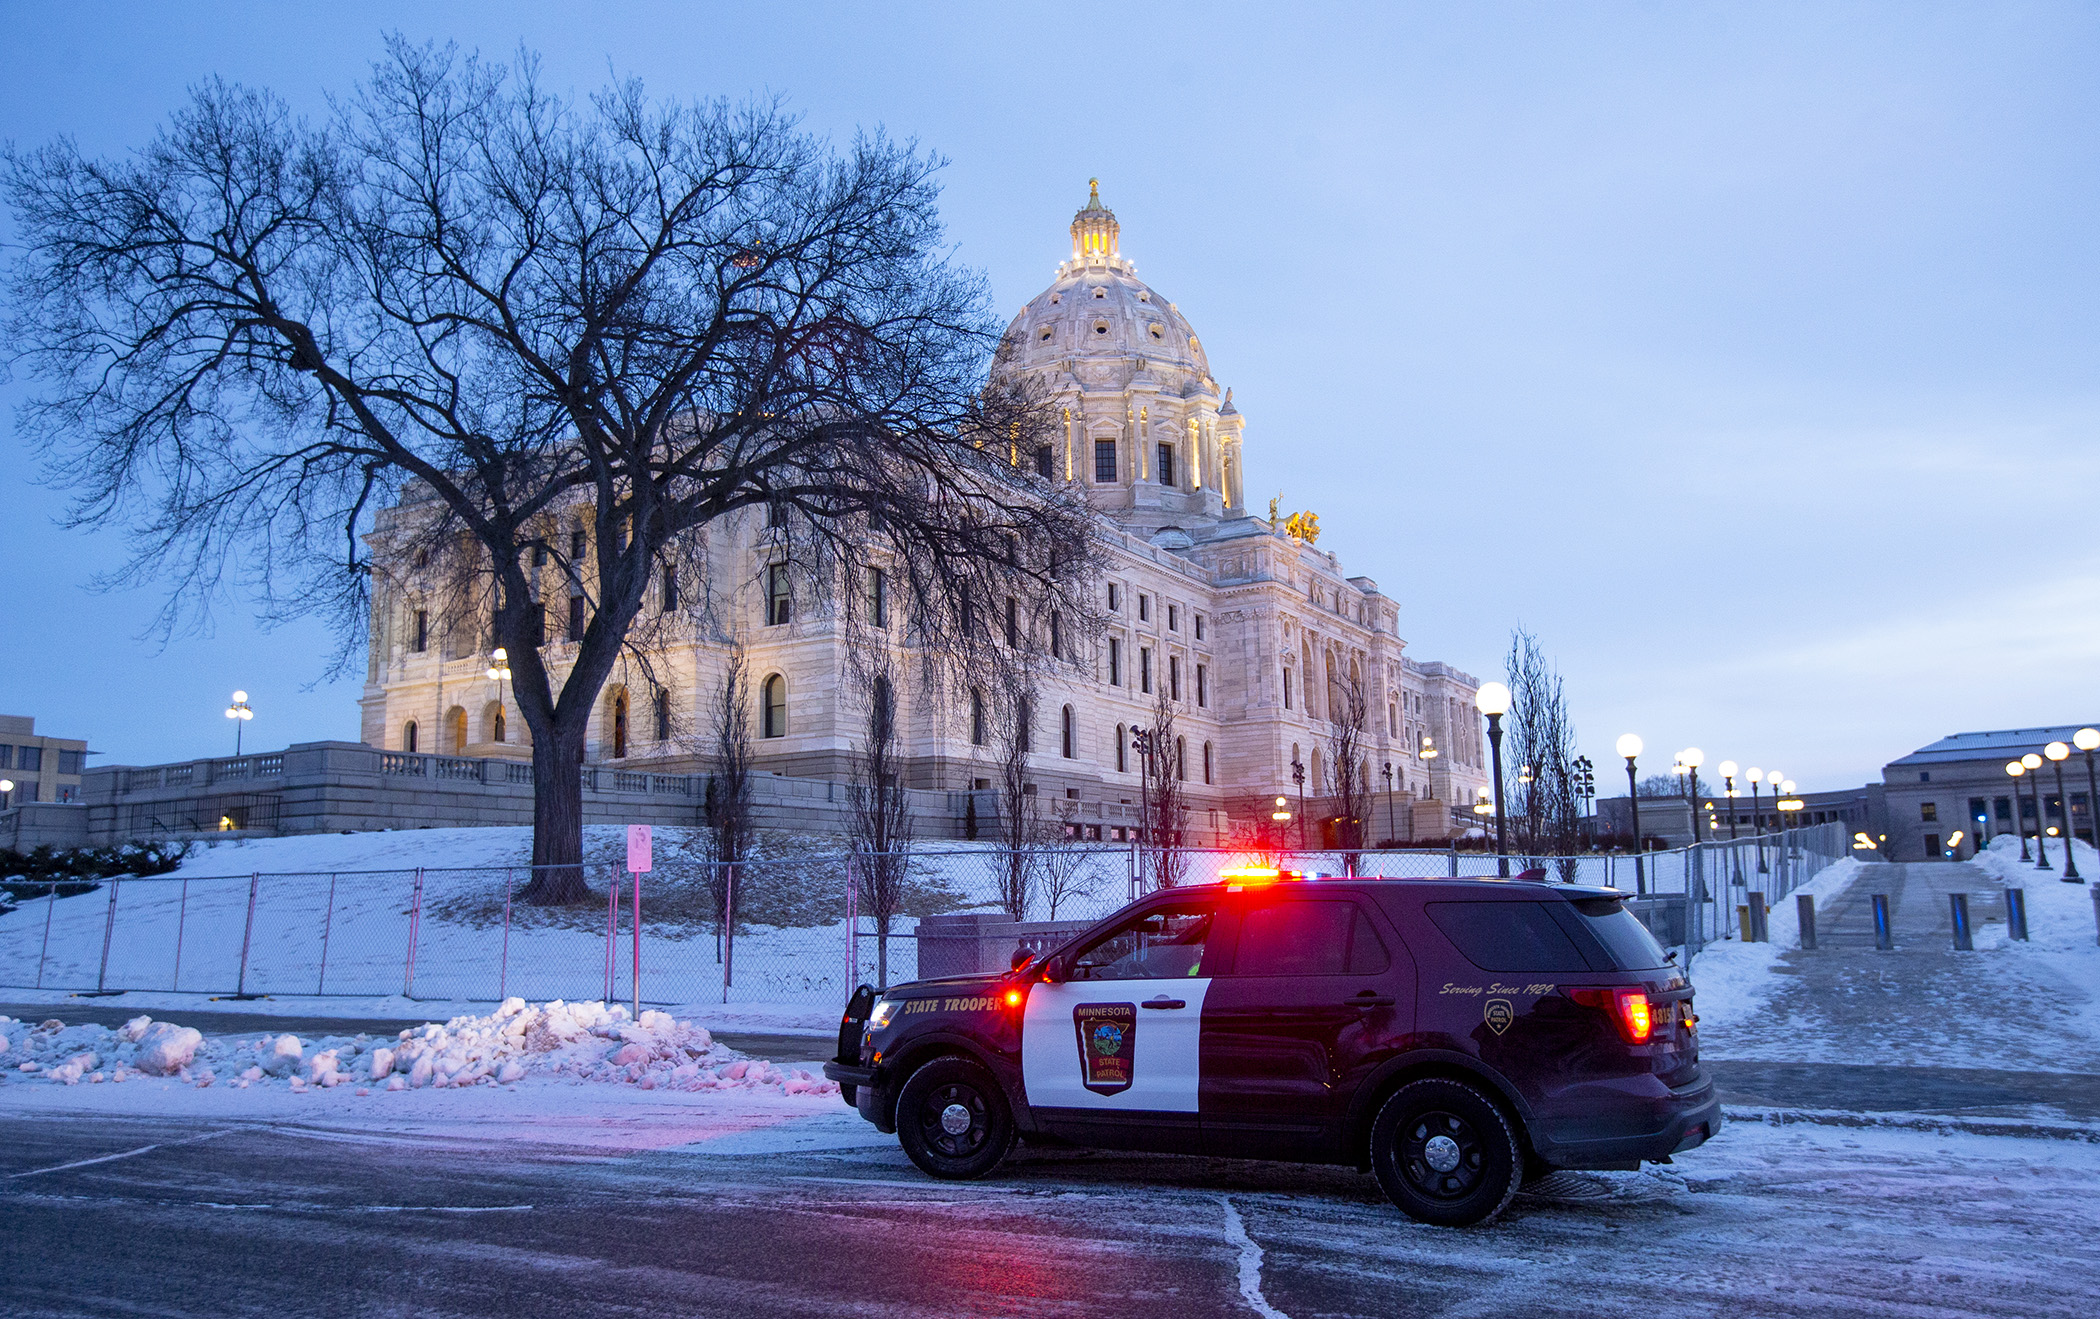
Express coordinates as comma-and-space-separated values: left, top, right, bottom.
0, 824, 1852, 1005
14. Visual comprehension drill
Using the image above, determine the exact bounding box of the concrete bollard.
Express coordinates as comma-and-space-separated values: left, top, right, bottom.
1797, 894, 1817, 950
2005, 888, 2028, 942
1872, 893, 1894, 950
1747, 891, 1769, 943
1736, 904, 1752, 940
1949, 893, 1973, 951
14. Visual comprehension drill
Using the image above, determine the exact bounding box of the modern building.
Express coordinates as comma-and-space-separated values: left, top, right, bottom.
1881, 724, 2099, 861
353, 181, 1492, 843
0, 715, 88, 808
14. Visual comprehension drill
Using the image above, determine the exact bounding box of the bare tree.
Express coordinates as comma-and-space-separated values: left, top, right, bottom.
993, 682, 1037, 920
703, 642, 755, 957
1137, 688, 1188, 890
1325, 670, 1373, 875
2, 41, 1101, 902
846, 658, 912, 985
1503, 628, 1581, 876
1037, 800, 1098, 920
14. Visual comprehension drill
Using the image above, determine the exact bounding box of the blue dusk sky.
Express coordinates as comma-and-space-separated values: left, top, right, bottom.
2, 2, 2095, 791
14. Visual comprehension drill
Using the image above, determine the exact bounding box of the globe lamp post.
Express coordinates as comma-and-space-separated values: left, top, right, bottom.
2045, 742, 2082, 881
1380, 762, 1396, 849
1291, 755, 1307, 851
2023, 752, 2051, 871
1747, 768, 1768, 874
2076, 728, 2100, 864
2007, 761, 2031, 861
1718, 760, 1742, 884
1616, 733, 1645, 895
224, 690, 254, 757
1475, 682, 1512, 878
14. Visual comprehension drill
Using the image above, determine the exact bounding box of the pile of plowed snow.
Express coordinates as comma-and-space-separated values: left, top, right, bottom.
0, 998, 835, 1098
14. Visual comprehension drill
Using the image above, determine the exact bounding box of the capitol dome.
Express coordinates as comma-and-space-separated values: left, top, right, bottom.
998, 180, 1215, 393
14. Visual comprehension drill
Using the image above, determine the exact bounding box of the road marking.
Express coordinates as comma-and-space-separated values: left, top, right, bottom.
1221, 1195, 1288, 1319
9, 1129, 234, 1179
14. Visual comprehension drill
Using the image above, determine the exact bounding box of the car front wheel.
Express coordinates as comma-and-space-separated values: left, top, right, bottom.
1368, 1078, 1523, 1227
895, 1056, 1014, 1180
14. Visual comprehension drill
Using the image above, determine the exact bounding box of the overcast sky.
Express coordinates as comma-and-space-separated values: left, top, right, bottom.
3, 2, 2095, 791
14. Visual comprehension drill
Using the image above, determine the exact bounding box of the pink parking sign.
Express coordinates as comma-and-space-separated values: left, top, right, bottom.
626, 824, 653, 873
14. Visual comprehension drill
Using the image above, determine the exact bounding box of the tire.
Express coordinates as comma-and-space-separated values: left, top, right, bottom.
1368, 1078, 1523, 1227
895, 1056, 1014, 1181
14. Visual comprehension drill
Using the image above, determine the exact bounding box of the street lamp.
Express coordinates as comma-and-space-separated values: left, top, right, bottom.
1616, 733, 1645, 896
1270, 795, 1292, 854
1475, 681, 1512, 878
1747, 768, 1768, 874
1290, 755, 1307, 851
1380, 762, 1396, 848
0, 778, 13, 810
1573, 755, 1595, 848
224, 690, 254, 757
2006, 761, 2032, 861
2045, 742, 2083, 882
1682, 747, 1705, 824
1717, 759, 1742, 885
2076, 728, 2100, 868
2023, 752, 2051, 871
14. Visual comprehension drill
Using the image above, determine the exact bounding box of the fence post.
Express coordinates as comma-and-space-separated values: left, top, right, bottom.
95, 876, 122, 992
316, 872, 339, 995
500, 869, 515, 1001
236, 871, 262, 998
35, 882, 58, 989
604, 868, 620, 1005
845, 854, 860, 992
401, 868, 425, 998
1447, 847, 1458, 879
1797, 894, 1817, 950
172, 875, 189, 991
1871, 893, 1893, 951
1949, 893, 1973, 950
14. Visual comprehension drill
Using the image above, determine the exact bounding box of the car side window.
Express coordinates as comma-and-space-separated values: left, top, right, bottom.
1231, 899, 1390, 977
1425, 900, 1590, 973
1069, 903, 1217, 980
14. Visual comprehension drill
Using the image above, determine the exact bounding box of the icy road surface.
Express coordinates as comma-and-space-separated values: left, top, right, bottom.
1, 1109, 2094, 1318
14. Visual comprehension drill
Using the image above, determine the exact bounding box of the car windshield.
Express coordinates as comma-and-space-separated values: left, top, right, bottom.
1570, 897, 1671, 970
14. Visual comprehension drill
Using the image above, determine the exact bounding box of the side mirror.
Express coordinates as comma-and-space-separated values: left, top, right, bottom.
1038, 955, 1065, 984
1010, 945, 1033, 972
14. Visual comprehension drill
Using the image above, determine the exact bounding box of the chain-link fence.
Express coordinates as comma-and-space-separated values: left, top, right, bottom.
0, 823, 1853, 1004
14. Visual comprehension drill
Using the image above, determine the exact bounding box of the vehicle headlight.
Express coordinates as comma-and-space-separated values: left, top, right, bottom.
868, 999, 899, 1029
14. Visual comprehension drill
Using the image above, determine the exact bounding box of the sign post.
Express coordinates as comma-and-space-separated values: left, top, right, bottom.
626, 825, 652, 1018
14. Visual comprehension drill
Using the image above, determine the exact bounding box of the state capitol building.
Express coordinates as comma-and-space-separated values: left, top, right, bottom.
359, 183, 1490, 843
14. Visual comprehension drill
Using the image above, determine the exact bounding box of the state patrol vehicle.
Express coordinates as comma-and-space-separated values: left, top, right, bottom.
823, 871, 1720, 1226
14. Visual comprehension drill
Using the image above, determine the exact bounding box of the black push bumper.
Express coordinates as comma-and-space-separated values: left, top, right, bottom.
822, 1061, 875, 1089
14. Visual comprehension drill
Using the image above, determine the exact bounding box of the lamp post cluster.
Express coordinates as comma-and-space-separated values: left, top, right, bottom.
224, 690, 254, 756
2009, 735, 2091, 883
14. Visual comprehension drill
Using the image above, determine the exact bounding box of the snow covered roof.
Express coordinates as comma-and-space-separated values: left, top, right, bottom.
1887, 724, 2100, 766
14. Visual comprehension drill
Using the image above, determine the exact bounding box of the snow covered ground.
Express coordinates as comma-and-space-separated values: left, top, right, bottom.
1684, 856, 1863, 1034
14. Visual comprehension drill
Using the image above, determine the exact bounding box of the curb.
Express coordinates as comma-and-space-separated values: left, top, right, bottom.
1724, 1105, 2100, 1144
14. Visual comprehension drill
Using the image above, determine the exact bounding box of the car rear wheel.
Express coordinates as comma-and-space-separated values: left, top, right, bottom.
896, 1056, 1014, 1180
1368, 1078, 1522, 1227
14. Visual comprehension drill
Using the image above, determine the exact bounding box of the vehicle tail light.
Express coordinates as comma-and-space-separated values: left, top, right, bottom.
1570, 987, 1654, 1044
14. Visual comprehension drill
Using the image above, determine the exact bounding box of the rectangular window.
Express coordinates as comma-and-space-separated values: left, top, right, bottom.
532, 543, 549, 568
1107, 582, 1121, 612
1141, 647, 1153, 695
1094, 439, 1117, 483
1005, 597, 1019, 647
57, 749, 83, 775
0, 745, 10, 769
1167, 604, 1179, 631
866, 568, 887, 627
1169, 655, 1181, 701
1995, 795, 2012, 821
1138, 594, 1150, 622
1919, 802, 1937, 822
1193, 614, 1204, 641
18, 746, 42, 772
1033, 445, 1053, 478
567, 595, 586, 641
412, 610, 429, 653
1108, 638, 1122, 686
1283, 668, 1293, 710
1197, 664, 1208, 708
766, 564, 791, 626
1156, 442, 1175, 486
1924, 833, 1941, 857
660, 567, 679, 614
570, 527, 587, 560
1968, 797, 1988, 826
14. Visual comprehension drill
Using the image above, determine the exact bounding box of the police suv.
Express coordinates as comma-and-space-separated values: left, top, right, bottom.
822, 872, 1719, 1226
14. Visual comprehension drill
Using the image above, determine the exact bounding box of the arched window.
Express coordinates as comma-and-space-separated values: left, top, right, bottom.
762, 675, 787, 739
484, 701, 506, 744
1175, 736, 1186, 781
610, 690, 629, 759
970, 689, 987, 746
403, 720, 419, 753
1389, 702, 1398, 737
1061, 705, 1075, 759
445, 706, 468, 755
1116, 724, 1128, 773
654, 690, 671, 742
1203, 741, 1214, 785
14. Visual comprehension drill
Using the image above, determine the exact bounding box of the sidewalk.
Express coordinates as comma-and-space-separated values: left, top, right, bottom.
1699, 861, 2100, 1106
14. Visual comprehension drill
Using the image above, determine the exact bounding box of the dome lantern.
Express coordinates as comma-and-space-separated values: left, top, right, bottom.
1068, 178, 1129, 273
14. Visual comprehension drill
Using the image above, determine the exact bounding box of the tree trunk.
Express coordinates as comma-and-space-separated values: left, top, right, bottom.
520, 723, 591, 905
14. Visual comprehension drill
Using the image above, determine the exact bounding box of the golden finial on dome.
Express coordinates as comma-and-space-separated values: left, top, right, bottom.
1088, 177, 1101, 207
